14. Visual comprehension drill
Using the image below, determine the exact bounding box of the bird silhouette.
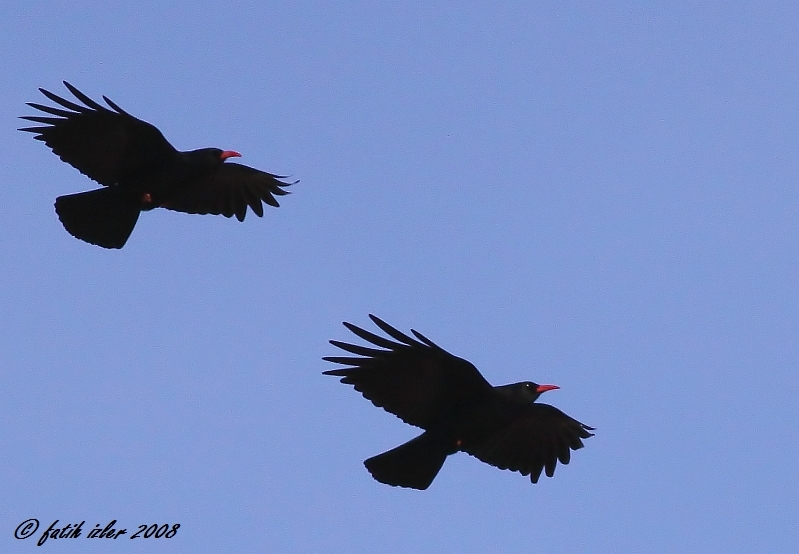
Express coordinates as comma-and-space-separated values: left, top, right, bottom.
324, 315, 594, 489
20, 82, 294, 248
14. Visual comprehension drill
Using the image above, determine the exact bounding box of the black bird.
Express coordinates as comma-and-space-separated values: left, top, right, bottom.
323, 315, 594, 490
20, 82, 294, 248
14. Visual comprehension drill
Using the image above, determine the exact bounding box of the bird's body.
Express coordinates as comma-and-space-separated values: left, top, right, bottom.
324, 315, 594, 489
20, 82, 294, 248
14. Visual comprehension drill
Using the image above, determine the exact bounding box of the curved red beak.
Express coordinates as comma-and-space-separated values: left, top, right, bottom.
220, 150, 241, 161
536, 384, 560, 394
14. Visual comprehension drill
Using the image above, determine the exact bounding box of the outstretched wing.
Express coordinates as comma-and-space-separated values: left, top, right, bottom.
20, 81, 177, 187
162, 162, 294, 221
323, 315, 493, 429
464, 403, 594, 483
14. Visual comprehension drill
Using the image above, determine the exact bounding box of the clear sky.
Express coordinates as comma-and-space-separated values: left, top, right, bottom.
1, 2, 797, 552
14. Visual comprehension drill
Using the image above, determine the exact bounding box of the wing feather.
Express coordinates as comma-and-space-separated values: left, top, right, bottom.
323, 316, 492, 429
162, 162, 294, 220
20, 82, 177, 187
464, 403, 594, 483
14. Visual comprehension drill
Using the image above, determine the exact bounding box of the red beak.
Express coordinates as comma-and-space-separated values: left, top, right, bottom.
220, 150, 241, 161
536, 384, 560, 393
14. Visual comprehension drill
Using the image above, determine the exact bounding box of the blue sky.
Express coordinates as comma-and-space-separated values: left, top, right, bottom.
1, 2, 797, 552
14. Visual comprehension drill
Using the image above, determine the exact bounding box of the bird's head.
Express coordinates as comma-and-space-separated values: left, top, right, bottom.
500, 381, 560, 404
185, 148, 241, 169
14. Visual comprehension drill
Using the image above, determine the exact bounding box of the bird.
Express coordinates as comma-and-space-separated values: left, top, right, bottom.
323, 315, 594, 490
20, 82, 295, 248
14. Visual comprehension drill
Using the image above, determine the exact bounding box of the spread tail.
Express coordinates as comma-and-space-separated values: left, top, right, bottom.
364, 432, 450, 490
55, 187, 141, 249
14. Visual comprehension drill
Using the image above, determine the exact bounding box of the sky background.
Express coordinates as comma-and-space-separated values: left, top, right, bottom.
1, 2, 797, 552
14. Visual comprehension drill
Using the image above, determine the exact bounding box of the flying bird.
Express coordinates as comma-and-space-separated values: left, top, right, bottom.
20, 82, 295, 248
323, 315, 594, 490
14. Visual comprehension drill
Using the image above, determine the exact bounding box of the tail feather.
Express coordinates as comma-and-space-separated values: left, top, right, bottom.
364, 432, 450, 490
55, 187, 141, 249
